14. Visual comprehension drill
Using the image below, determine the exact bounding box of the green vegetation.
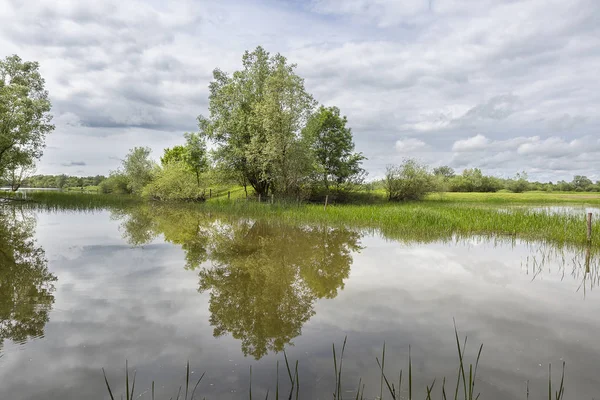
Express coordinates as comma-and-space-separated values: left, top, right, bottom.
0, 55, 54, 190
95, 46, 367, 202
101, 329, 566, 400
142, 162, 207, 201
12, 190, 600, 250
385, 159, 436, 201
302, 105, 366, 192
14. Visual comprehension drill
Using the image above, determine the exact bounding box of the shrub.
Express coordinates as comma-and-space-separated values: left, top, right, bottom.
384, 159, 435, 201
99, 173, 131, 194
142, 162, 206, 201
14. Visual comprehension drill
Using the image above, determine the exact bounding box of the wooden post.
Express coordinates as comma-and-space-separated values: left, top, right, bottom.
587, 212, 593, 242
209, 189, 212, 198
585, 245, 591, 274
228, 191, 231, 200
258, 194, 261, 203
271, 194, 274, 205
324, 195, 329, 211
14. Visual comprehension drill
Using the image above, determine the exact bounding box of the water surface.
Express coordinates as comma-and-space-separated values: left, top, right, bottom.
0, 205, 599, 399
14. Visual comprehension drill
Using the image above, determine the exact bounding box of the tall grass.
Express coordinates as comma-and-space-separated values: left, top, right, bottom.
194, 200, 600, 248
102, 328, 567, 399
5, 191, 141, 212
8, 191, 600, 248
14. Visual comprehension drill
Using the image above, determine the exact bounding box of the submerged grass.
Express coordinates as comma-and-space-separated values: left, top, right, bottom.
196, 199, 600, 248
102, 327, 568, 399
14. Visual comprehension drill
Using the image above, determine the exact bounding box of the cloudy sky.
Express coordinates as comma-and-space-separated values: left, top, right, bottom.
1, 0, 599, 181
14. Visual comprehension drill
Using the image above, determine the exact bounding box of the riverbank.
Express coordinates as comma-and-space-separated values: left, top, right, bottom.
5, 190, 599, 249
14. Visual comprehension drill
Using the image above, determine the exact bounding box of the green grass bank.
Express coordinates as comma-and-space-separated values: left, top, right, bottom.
6, 190, 600, 249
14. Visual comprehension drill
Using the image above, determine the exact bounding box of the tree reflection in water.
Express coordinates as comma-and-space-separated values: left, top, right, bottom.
115, 205, 362, 358
0, 208, 56, 351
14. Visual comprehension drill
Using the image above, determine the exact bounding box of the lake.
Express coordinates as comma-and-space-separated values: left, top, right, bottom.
0, 204, 599, 399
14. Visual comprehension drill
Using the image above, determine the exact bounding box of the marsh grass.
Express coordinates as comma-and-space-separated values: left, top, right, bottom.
4, 191, 141, 212
8, 191, 600, 249
193, 199, 600, 249
102, 327, 567, 400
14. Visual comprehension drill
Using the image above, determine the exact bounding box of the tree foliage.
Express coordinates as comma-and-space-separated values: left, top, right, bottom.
433, 166, 455, 179
0, 55, 53, 181
184, 132, 209, 187
160, 145, 187, 167
199, 46, 316, 196
385, 159, 435, 201
122, 147, 155, 194
142, 161, 207, 201
302, 106, 365, 191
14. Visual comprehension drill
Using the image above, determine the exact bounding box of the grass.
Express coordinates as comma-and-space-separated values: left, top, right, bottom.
429, 191, 600, 205
7, 190, 600, 249
194, 199, 600, 249
102, 327, 567, 399
1, 190, 141, 211
65, 185, 101, 193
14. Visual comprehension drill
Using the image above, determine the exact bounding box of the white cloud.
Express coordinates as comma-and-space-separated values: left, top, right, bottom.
1, 0, 599, 179
452, 134, 490, 152
395, 138, 427, 152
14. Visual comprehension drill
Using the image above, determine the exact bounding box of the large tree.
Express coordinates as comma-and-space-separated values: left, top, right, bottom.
302, 106, 365, 191
122, 147, 155, 194
183, 132, 209, 187
199, 46, 315, 196
0, 55, 54, 180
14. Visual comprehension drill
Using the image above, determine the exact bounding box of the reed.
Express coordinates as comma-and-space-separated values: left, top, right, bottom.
11, 191, 600, 248
102, 329, 567, 399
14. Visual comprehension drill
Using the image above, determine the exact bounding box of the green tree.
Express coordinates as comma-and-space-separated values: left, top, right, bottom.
433, 166, 455, 179
123, 147, 155, 194
302, 106, 365, 192
99, 172, 131, 194
160, 145, 187, 167
385, 159, 435, 201
572, 175, 593, 191
183, 132, 209, 187
509, 171, 530, 193
142, 161, 206, 201
0, 55, 54, 180
199, 46, 316, 197
56, 174, 67, 189
3, 153, 35, 191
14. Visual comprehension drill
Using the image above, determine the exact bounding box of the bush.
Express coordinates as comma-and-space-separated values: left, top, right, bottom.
99, 173, 131, 194
142, 162, 206, 201
384, 159, 435, 201
447, 169, 502, 192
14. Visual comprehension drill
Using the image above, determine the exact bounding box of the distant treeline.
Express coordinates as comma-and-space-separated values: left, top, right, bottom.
380, 162, 600, 202
0, 174, 106, 189
432, 168, 600, 193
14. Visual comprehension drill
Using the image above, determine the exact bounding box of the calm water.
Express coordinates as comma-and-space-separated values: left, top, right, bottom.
1, 205, 599, 399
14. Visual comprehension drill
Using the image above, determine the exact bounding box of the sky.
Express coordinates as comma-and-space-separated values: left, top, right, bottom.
1, 0, 599, 181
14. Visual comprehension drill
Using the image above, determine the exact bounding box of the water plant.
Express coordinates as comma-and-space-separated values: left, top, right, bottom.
101, 326, 568, 399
